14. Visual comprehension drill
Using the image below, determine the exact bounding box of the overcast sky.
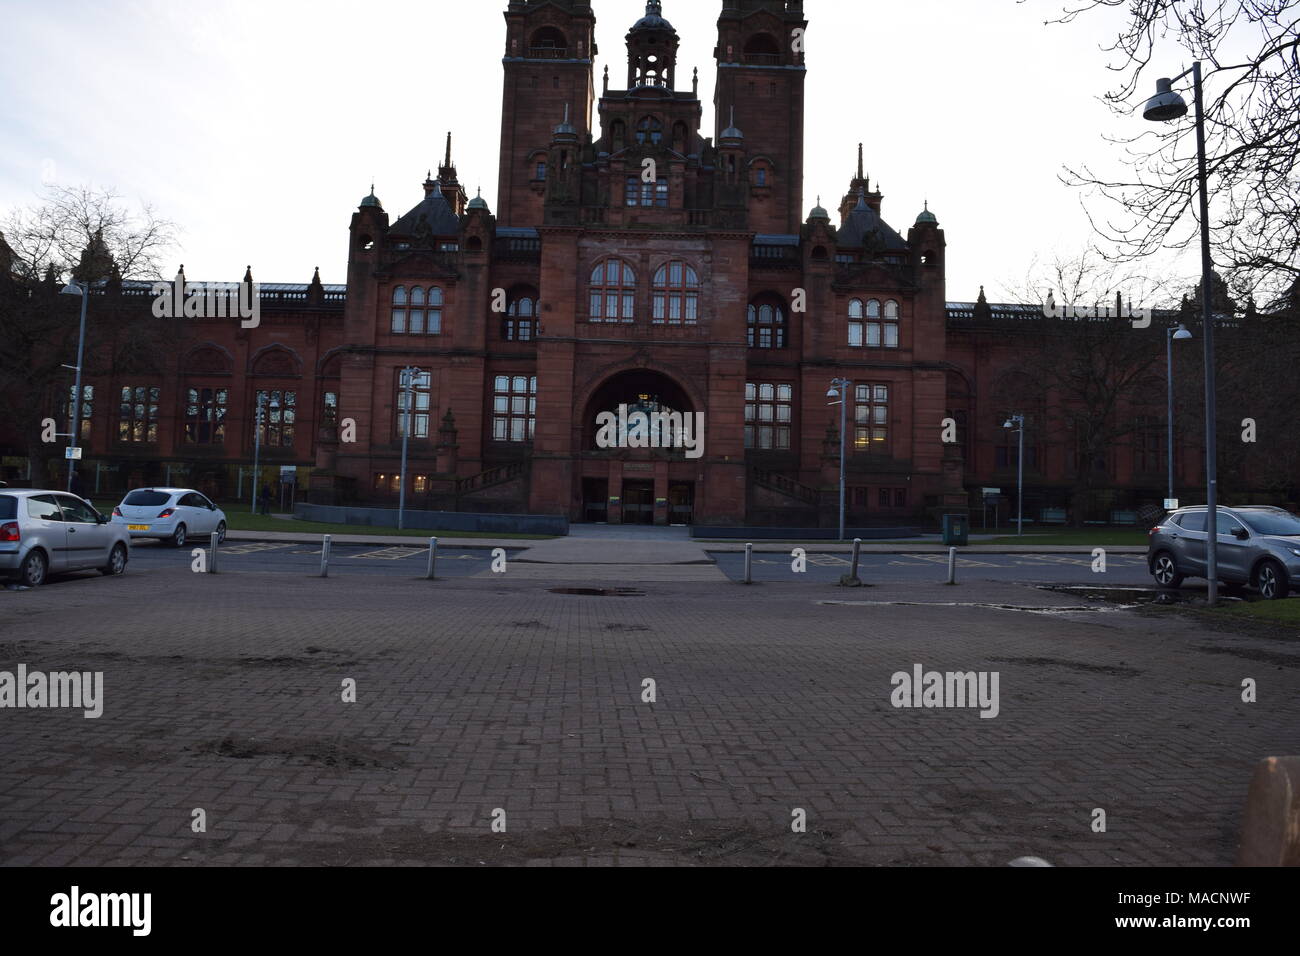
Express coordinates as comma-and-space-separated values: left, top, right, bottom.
0, 0, 1208, 302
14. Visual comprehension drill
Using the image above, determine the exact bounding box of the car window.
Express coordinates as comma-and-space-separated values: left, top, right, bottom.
184, 493, 208, 508
1240, 512, 1300, 536
0, 495, 16, 521
27, 495, 64, 522
57, 496, 99, 524
1216, 514, 1246, 536
1177, 513, 1207, 532
194, 494, 213, 509
124, 490, 171, 507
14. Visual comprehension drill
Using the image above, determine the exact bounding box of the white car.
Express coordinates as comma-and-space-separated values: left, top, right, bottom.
111, 488, 227, 548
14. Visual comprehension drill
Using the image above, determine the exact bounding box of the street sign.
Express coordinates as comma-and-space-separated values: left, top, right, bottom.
981, 487, 1001, 497
280, 466, 297, 484
1163, 498, 1179, 511
64, 447, 82, 461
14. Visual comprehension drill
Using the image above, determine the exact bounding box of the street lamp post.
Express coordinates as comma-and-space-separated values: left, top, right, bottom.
1003, 415, 1025, 536
1166, 324, 1193, 507
1144, 61, 1220, 605
827, 378, 851, 542
250, 393, 279, 514
58, 280, 90, 492
398, 366, 421, 531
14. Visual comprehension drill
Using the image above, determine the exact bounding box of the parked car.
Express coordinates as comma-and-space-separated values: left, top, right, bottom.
1148, 505, 1300, 599
111, 488, 227, 548
0, 490, 130, 587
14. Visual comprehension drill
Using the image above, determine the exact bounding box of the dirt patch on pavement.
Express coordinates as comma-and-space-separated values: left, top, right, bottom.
989, 656, 1142, 678
192, 736, 406, 770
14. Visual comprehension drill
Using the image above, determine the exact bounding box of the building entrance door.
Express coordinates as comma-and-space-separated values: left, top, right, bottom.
621, 480, 655, 525
582, 478, 609, 523
668, 482, 695, 525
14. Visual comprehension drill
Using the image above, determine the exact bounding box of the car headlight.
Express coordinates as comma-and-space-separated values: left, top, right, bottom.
1290, 549, 1300, 557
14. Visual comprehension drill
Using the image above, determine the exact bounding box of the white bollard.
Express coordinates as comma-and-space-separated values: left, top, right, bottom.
947, 546, 957, 585
208, 531, 220, 574
744, 543, 753, 585
426, 537, 438, 580
320, 534, 331, 578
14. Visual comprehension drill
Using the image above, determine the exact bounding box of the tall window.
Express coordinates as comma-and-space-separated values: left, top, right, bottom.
854, 384, 889, 449
392, 286, 443, 335
118, 386, 159, 443
255, 390, 296, 448
626, 176, 669, 207
184, 387, 227, 444
652, 261, 699, 325
492, 375, 537, 443
1134, 416, 1166, 474
535, 161, 547, 181
589, 259, 636, 323
61, 385, 94, 441
745, 383, 793, 450
321, 391, 339, 427
505, 295, 537, 342
747, 301, 786, 348
396, 371, 431, 439
847, 299, 901, 348
636, 116, 663, 145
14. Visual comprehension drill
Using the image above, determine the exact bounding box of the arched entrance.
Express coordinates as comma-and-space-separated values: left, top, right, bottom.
579, 369, 700, 526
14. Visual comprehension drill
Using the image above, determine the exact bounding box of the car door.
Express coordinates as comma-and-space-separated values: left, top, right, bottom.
25, 494, 68, 571
1214, 512, 1253, 584
1173, 511, 1208, 576
56, 495, 112, 570
190, 493, 217, 535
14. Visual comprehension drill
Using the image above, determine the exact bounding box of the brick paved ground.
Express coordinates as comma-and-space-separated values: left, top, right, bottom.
1, 564, 1296, 866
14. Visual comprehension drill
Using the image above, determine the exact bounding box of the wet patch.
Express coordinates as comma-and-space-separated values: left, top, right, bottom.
549, 588, 646, 597
1194, 645, 1300, 667
988, 656, 1142, 678
192, 736, 406, 770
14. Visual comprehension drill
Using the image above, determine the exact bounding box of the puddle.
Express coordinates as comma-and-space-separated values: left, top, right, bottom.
549, 588, 646, 597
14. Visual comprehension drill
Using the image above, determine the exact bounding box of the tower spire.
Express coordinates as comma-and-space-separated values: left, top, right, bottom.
857, 142, 863, 180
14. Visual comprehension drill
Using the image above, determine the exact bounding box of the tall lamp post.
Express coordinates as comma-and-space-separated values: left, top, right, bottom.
58, 279, 91, 492
1165, 324, 1193, 508
827, 378, 851, 542
1143, 61, 1220, 605
398, 366, 421, 531
1003, 414, 1025, 536
250, 392, 279, 514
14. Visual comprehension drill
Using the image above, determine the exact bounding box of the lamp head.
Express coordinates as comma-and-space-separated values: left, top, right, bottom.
1143, 77, 1189, 122
1002, 419, 1014, 429
59, 282, 84, 296
826, 387, 840, 399
1173, 325, 1193, 341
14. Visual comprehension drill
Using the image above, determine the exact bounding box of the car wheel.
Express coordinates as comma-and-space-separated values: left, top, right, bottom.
1255, 559, 1288, 600
171, 524, 187, 548
216, 521, 227, 543
100, 543, 128, 576
19, 550, 47, 588
1151, 552, 1184, 588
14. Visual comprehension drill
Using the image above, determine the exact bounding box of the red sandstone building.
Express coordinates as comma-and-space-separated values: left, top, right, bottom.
2, 0, 1233, 527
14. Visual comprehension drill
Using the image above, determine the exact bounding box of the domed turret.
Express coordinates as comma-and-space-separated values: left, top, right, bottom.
916, 201, 937, 225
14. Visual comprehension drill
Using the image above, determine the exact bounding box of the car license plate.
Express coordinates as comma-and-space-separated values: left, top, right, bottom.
128, 524, 150, 531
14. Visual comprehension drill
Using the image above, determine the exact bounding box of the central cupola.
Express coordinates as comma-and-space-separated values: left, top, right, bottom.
626, 1, 679, 90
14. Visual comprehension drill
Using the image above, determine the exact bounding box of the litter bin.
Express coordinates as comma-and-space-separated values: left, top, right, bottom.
942, 514, 968, 546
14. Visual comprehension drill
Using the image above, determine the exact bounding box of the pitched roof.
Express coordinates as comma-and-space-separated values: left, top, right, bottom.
837, 197, 908, 252
389, 189, 461, 237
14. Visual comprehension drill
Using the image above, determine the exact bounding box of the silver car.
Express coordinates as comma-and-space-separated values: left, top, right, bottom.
1148, 505, 1300, 599
110, 488, 227, 548
0, 490, 131, 587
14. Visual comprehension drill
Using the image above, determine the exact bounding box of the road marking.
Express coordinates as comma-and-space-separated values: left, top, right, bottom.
352, 547, 425, 561
219, 543, 294, 555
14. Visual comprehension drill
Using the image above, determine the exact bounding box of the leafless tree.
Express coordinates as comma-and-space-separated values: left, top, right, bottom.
1040, 0, 1300, 303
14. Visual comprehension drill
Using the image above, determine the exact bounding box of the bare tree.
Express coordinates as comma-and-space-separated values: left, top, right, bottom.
0, 186, 179, 484
1042, 0, 1300, 303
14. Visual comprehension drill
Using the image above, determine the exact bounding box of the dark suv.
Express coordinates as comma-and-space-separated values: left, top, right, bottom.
1148, 505, 1300, 599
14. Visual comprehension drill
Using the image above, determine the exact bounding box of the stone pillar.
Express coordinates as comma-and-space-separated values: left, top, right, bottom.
1238, 756, 1300, 866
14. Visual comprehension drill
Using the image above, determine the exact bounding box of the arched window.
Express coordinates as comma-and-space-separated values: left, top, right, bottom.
884, 300, 900, 348
652, 260, 700, 325
392, 286, 443, 335
504, 292, 537, 342
743, 33, 782, 64
636, 116, 663, 145
589, 259, 636, 323
529, 27, 567, 57
747, 298, 787, 348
